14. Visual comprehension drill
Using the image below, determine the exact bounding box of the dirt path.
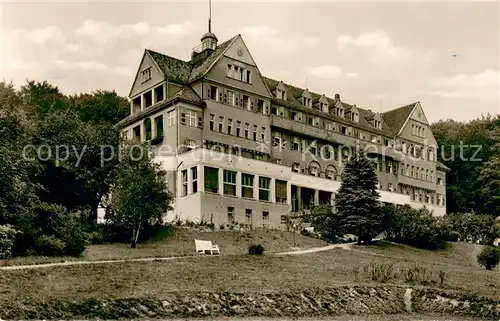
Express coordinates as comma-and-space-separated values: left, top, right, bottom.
275, 242, 356, 255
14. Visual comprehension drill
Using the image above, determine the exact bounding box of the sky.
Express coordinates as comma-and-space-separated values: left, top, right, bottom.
1, 0, 499, 123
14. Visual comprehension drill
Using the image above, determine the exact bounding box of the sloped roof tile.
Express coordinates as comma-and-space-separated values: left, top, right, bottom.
145, 49, 192, 84
382, 102, 417, 135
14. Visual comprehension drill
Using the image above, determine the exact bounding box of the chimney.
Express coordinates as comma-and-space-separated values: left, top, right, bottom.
334, 94, 340, 102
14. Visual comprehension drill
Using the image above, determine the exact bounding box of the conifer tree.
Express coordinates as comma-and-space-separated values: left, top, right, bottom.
336, 149, 382, 244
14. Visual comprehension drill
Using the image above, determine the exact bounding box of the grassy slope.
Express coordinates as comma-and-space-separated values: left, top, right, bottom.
1, 240, 498, 303
0, 227, 328, 266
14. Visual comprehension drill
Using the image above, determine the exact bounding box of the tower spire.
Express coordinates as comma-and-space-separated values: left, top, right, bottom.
208, 0, 212, 32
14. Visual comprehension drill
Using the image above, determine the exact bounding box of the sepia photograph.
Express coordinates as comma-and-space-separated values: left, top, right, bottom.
0, 0, 499, 320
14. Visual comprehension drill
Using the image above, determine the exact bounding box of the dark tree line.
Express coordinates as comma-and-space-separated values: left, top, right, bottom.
431, 115, 500, 215
0, 80, 171, 257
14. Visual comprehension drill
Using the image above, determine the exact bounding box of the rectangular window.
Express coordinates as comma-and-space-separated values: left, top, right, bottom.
261, 127, 266, 141
209, 114, 215, 131
227, 118, 233, 135
204, 167, 219, 193
227, 90, 235, 106
141, 67, 151, 82
259, 176, 270, 201
186, 139, 196, 150
275, 180, 287, 203
191, 167, 198, 194
273, 132, 282, 146
243, 95, 250, 110
253, 125, 258, 141
186, 109, 197, 127
236, 121, 241, 136
154, 115, 163, 138
219, 116, 224, 133
241, 173, 254, 198
341, 126, 347, 135
244, 123, 249, 139
167, 110, 176, 127
245, 209, 252, 224
437, 177, 442, 185
223, 170, 236, 196
262, 211, 269, 227
133, 125, 141, 141
227, 206, 235, 224
258, 99, 264, 113
386, 161, 393, 174
181, 169, 188, 196
292, 137, 300, 151
209, 86, 218, 100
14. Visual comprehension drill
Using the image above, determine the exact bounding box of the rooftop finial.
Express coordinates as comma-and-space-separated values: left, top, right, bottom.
208, 0, 212, 32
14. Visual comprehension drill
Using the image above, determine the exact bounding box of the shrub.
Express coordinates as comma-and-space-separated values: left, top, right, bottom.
0, 225, 18, 259
86, 231, 105, 245
62, 222, 87, 257
369, 263, 395, 283
402, 266, 432, 284
444, 213, 500, 245
248, 244, 265, 255
386, 205, 446, 249
477, 246, 500, 270
35, 235, 65, 256
438, 270, 447, 286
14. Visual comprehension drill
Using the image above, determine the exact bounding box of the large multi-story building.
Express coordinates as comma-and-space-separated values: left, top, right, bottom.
117, 27, 449, 229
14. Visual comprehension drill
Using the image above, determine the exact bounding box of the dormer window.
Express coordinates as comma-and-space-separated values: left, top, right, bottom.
302, 97, 312, 108
320, 103, 329, 113
276, 89, 287, 100
141, 66, 151, 83
335, 107, 344, 118
351, 112, 359, 122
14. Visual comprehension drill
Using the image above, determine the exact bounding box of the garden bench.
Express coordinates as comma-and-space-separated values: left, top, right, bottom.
195, 239, 220, 255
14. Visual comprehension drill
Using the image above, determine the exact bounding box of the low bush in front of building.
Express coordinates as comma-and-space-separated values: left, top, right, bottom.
385, 205, 447, 250
248, 244, 265, 255
477, 246, 500, 270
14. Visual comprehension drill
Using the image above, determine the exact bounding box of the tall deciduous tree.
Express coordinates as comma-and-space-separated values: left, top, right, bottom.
432, 115, 500, 214
336, 150, 382, 244
107, 145, 173, 248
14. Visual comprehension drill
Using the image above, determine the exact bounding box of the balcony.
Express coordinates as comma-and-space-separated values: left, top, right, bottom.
271, 115, 357, 147
270, 115, 403, 160
398, 175, 437, 191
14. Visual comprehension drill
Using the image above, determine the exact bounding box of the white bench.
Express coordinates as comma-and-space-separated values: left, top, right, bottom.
195, 239, 220, 255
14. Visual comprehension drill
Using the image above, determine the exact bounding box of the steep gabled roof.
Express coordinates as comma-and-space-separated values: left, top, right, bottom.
188, 35, 239, 82
382, 102, 417, 135
145, 49, 192, 84
144, 35, 239, 86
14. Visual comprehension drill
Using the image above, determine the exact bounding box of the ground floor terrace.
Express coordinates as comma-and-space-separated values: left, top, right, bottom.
155, 148, 446, 229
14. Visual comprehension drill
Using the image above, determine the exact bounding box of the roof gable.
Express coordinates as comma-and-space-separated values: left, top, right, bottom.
128, 50, 165, 98
409, 101, 429, 125
223, 35, 257, 66
382, 102, 417, 136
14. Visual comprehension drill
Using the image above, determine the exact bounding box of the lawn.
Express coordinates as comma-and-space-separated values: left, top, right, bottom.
1, 241, 498, 302
0, 227, 328, 267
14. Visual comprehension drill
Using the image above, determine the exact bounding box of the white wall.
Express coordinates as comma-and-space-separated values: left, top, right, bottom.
155, 148, 445, 216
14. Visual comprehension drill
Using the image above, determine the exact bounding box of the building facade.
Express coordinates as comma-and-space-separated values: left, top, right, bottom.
117, 30, 449, 229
